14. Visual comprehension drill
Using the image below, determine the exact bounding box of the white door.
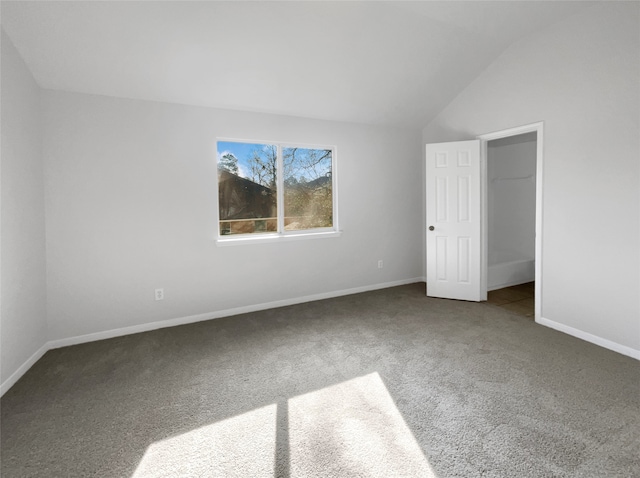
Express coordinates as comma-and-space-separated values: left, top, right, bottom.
426, 140, 482, 301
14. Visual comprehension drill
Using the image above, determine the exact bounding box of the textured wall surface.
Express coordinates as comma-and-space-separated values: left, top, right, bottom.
423, 3, 640, 352
1, 30, 47, 386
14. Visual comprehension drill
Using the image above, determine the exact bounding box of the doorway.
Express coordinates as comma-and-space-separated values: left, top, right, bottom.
478, 122, 544, 321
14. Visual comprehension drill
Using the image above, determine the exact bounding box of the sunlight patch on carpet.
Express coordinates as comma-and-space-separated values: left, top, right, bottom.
288, 372, 438, 477
131, 404, 277, 477
132, 372, 436, 477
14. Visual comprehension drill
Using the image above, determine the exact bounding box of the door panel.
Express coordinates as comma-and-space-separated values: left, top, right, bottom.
426, 140, 481, 301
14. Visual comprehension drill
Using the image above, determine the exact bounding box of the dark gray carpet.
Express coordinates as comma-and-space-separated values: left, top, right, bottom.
2, 283, 639, 477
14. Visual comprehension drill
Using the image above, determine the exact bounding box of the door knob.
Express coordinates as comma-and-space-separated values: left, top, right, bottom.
428, 226, 435, 231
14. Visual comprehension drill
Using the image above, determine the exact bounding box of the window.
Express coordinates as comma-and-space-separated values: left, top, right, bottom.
216, 140, 336, 239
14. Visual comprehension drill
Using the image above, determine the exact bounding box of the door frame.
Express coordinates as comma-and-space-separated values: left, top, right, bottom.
477, 122, 544, 321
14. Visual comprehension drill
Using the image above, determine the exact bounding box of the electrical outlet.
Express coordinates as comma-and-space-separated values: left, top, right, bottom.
155, 288, 164, 301
378, 260, 383, 269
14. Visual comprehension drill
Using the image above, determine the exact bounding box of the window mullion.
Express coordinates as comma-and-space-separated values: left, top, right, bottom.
276, 144, 285, 234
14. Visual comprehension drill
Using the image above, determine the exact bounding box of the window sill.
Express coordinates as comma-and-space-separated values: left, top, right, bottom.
215, 230, 342, 246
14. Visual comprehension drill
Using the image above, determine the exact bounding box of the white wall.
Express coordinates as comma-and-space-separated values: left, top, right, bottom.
423, 3, 640, 354
488, 134, 536, 264
1, 30, 48, 388
42, 90, 423, 342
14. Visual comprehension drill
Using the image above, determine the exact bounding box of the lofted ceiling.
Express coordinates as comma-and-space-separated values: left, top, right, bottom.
1, 1, 597, 128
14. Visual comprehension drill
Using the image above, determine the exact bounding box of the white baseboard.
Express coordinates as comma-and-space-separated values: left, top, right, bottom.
0, 343, 49, 396
9, 280, 634, 397
537, 317, 640, 360
48, 277, 423, 350
3, 278, 424, 396
487, 279, 533, 292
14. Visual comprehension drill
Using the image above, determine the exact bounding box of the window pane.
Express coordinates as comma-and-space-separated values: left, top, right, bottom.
218, 142, 277, 235
283, 147, 333, 231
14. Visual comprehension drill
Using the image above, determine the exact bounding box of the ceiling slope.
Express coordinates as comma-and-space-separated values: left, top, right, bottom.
1, 1, 596, 128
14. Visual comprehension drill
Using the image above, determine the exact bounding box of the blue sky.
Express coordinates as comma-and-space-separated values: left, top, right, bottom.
217, 141, 332, 183
217, 141, 270, 179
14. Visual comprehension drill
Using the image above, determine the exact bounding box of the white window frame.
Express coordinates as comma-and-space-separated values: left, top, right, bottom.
214, 138, 341, 245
